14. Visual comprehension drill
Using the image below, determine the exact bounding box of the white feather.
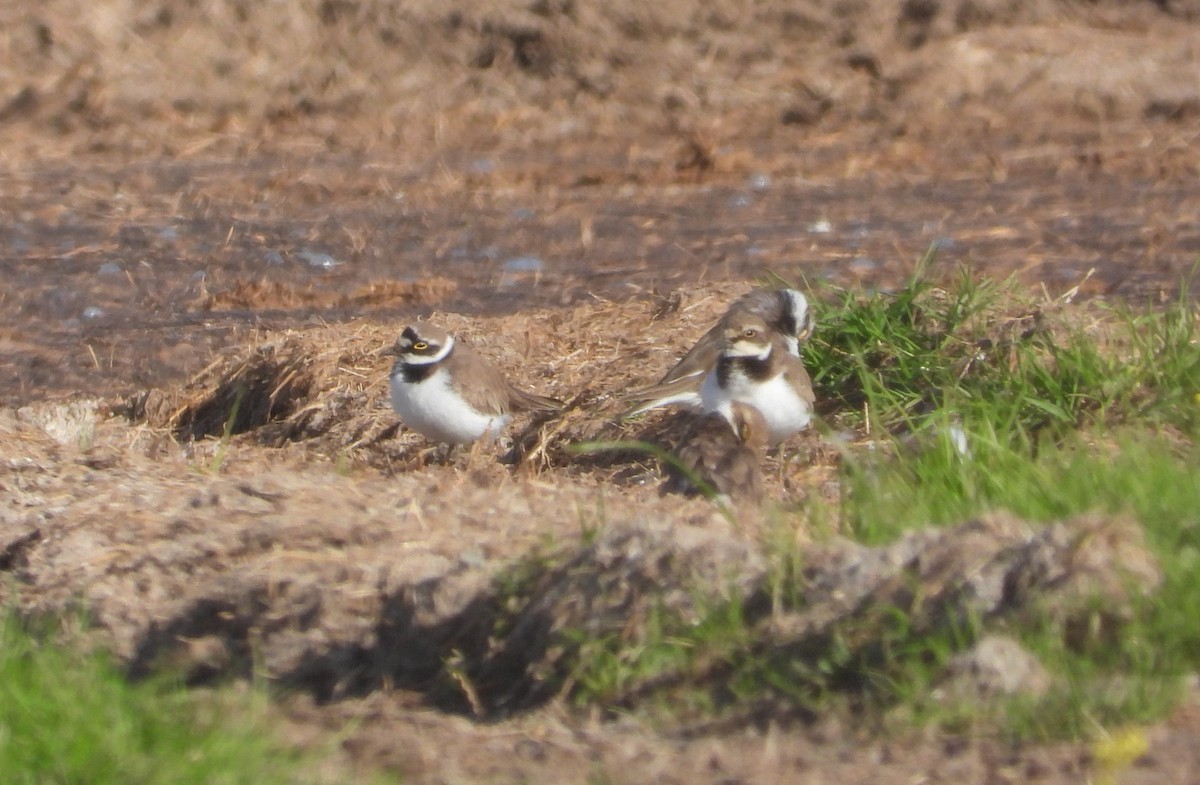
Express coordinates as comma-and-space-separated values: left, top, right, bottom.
390, 364, 508, 444
699, 366, 811, 446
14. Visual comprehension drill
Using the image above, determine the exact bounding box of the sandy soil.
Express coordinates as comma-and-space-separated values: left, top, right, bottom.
2, 0, 1200, 782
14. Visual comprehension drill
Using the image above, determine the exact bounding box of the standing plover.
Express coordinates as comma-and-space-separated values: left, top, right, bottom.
387, 324, 562, 445
624, 287, 812, 415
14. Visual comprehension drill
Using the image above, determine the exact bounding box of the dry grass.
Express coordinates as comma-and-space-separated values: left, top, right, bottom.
195, 277, 459, 313
126, 282, 834, 493
2, 0, 1198, 181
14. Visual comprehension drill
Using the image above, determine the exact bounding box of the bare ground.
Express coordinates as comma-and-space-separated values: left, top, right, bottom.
3, 0, 1200, 782
4, 291, 1200, 784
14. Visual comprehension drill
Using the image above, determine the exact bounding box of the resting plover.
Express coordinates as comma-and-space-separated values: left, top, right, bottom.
664, 401, 769, 501
624, 287, 812, 415
387, 323, 562, 445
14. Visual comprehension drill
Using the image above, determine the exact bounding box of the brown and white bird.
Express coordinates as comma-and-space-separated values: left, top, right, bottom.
698, 314, 815, 446
624, 288, 813, 415
664, 401, 769, 502
387, 324, 562, 445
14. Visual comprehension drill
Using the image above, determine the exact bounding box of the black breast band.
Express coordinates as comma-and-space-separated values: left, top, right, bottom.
400, 362, 439, 383
717, 352, 774, 386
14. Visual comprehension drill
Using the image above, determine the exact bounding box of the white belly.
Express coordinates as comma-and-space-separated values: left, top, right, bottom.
700, 370, 811, 445
390, 369, 508, 445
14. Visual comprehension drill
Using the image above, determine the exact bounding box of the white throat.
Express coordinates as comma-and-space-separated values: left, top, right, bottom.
728, 341, 773, 363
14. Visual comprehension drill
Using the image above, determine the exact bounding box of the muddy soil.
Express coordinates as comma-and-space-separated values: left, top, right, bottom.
2, 0, 1200, 782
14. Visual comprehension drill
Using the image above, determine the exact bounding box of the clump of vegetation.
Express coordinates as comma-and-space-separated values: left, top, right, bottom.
0, 615, 341, 785
556, 261, 1200, 738
805, 256, 1199, 438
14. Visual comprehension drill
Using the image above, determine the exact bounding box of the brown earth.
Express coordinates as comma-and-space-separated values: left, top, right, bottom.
2, 0, 1200, 783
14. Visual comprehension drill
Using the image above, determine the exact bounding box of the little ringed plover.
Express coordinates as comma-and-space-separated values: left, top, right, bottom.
623, 287, 813, 415
387, 323, 563, 446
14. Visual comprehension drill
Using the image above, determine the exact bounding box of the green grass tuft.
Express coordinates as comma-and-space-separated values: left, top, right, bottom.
0, 615, 339, 785
563, 263, 1200, 738
804, 262, 1199, 440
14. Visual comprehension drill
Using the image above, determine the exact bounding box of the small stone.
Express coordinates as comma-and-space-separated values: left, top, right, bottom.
848, 257, 878, 274
748, 173, 772, 192
941, 635, 1051, 699
503, 256, 545, 273
459, 547, 487, 568
468, 158, 495, 174
298, 250, 339, 270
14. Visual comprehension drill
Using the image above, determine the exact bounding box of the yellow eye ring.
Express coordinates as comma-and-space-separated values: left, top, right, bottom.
413, 341, 429, 351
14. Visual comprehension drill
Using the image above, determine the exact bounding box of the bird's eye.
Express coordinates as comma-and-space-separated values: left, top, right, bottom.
413, 341, 429, 351
742, 328, 757, 338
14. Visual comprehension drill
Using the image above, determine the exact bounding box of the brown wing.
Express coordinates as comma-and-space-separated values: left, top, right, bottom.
666, 411, 763, 500
619, 373, 705, 416
444, 344, 522, 416
658, 290, 790, 385
450, 342, 564, 414
657, 323, 723, 385
782, 350, 817, 406
506, 383, 566, 414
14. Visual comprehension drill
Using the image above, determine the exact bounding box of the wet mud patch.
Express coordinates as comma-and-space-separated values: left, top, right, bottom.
4, 155, 1200, 408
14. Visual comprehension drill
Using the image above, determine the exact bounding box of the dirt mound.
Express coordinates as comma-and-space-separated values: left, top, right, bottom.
0, 396, 1161, 710
0, 395, 1173, 785
2, 0, 1198, 166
